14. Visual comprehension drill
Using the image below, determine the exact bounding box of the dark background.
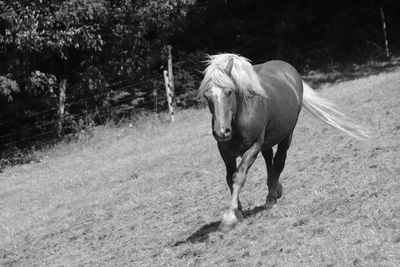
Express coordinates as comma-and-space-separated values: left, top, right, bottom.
178, 0, 400, 67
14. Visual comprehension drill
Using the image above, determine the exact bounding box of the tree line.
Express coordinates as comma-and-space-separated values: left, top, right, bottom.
0, 0, 399, 155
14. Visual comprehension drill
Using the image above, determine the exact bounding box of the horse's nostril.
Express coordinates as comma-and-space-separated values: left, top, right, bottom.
222, 128, 231, 136
213, 128, 231, 139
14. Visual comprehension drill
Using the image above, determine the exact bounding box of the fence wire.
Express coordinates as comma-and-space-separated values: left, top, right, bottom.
0, 79, 174, 156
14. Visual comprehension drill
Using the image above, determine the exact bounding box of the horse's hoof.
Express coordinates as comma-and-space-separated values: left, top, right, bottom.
219, 220, 237, 233
219, 209, 243, 232
265, 195, 277, 209
277, 182, 283, 199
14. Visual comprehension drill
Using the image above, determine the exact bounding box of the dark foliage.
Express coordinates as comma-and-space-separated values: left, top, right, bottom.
177, 0, 400, 67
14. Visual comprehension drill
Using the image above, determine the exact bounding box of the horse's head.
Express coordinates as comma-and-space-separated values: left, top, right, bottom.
203, 59, 237, 142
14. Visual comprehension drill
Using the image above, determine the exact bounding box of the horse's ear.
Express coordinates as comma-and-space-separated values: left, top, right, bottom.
224, 58, 234, 76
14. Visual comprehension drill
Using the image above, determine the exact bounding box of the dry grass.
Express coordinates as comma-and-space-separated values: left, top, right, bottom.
1, 69, 400, 266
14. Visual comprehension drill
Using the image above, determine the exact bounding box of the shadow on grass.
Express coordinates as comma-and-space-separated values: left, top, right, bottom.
173, 205, 267, 246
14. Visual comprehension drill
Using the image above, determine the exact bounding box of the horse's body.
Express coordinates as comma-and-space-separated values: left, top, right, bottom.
199, 54, 369, 232
236, 60, 303, 152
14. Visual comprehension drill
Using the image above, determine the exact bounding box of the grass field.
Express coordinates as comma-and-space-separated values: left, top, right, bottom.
1, 68, 400, 266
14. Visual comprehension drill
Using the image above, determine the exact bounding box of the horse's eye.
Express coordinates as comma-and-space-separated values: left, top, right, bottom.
227, 90, 232, 96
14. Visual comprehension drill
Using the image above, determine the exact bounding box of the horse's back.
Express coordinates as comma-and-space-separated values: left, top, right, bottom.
254, 60, 303, 101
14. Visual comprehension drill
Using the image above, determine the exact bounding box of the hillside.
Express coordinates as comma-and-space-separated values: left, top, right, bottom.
1, 69, 400, 266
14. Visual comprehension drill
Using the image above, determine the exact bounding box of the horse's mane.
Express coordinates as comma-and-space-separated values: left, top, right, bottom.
198, 53, 267, 98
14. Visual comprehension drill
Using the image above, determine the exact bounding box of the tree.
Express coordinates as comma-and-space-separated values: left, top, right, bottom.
0, 0, 195, 150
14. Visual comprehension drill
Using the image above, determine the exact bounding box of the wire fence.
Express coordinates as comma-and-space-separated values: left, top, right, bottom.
0, 77, 179, 159
0, 52, 206, 165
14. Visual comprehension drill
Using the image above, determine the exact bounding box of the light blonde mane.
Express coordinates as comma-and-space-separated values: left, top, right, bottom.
198, 53, 267, 98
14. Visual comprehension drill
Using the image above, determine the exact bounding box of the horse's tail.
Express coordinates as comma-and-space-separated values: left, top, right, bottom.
302, 81, 371, 140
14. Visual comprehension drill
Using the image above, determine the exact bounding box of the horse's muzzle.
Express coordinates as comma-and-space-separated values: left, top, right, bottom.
213, 128, 232, 142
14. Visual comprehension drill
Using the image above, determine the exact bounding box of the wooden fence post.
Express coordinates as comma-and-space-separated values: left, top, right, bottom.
152, 88, 158, 113
58, 78, 67, 136
163, 70, 175, 122
379, 7, 390, 58
167, 45, 176, 106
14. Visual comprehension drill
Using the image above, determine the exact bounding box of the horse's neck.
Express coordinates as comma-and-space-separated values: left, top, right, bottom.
236, 94, 262, 116
234, 94, 267, 133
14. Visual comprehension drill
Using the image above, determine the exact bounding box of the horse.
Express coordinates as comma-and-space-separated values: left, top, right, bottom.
199, 53, 370, 232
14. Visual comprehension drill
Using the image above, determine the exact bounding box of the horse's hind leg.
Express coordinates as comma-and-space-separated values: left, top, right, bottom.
262, 134, 292, 208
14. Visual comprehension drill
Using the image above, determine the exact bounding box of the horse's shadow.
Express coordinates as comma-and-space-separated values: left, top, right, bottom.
173, 205, 266, 246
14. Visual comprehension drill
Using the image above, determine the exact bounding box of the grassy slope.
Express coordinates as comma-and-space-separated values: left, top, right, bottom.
1, 69, 400, 266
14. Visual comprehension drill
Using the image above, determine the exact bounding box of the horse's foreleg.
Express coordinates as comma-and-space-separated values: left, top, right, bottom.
263, 134, 292, 208
217, 144, 242, 211
219, 138, 263, 232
